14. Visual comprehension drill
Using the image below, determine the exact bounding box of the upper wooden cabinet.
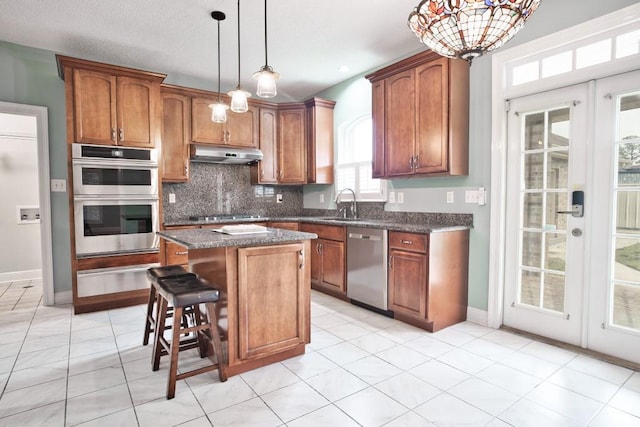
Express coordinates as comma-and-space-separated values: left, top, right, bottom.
250, 107, 278, 184
161, 88, 190, 182
278, 105, 307, 184
305, 98, 335, 184
366, 51, 469, 178
191, 97, 258, 148
57, 56, 165, 147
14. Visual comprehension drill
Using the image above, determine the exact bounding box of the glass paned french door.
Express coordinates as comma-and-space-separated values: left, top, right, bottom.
504, 85, 586, 345
505, 71, 640, 363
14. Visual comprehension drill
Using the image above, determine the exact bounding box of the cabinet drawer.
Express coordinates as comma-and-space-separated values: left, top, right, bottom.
389, 231, 427, 253
268, 222, 299, 231
165, 241, 188, 265
299, 223, 345, 241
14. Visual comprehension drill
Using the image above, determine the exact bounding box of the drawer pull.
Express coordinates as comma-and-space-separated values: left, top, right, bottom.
401, 240, 413, 245
174, 251, 188, 255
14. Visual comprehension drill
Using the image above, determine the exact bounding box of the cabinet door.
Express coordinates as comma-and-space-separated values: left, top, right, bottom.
372, 80, 386, 178
306, 101, 334, 184
414, 58, 449, 174
388, 248, 427, 318
253, 108, 278, 183
73, 69, 117, 145
191, 97, 225, 144
237, 243, 306, 360
226, 106, 258, 148
161, 92, 190, 181
278, 108, 306, 183
385, 70, 416, 177
319, 239, 345, 294
309, 240, 322, 286
116, 76, 157, 147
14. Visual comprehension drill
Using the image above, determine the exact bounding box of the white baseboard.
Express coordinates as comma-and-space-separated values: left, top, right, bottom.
467, 306, 489, 326
0, 269, 42, 283
54, 290, 72, 305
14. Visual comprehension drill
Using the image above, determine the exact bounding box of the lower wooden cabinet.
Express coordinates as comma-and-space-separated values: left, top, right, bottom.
237, 243, 308, 360
388, 229, 469, 332
299, 223, 346, 298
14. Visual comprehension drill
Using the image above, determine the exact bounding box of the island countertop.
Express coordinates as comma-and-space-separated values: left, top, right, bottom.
157, 227, 318, 250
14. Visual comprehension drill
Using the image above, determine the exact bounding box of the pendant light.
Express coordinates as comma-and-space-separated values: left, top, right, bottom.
408, 0, 541, 62
209, 11, 228, 123
253, 0, 280, 98
227, 0, 250, 113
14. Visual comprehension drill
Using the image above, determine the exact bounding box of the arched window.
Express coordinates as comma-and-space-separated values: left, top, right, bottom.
335, 114, 387, 201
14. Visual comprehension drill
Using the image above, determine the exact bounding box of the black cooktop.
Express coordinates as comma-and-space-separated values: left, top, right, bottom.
188, 214, 263, 222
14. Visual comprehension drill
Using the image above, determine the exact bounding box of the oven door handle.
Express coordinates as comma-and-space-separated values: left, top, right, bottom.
72, 158, 158, 169
73, 195, 159, 202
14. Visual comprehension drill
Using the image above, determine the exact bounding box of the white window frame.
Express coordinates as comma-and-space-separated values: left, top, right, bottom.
335, 114, 387, 202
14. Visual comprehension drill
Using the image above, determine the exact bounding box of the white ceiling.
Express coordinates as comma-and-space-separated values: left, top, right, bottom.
0, 0, 427, 101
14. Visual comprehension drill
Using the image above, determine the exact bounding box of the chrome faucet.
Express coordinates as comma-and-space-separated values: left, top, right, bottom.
335, 188, 357, 219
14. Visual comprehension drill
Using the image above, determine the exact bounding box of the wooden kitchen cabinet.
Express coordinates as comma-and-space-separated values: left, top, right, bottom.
236, 243, 308, 360
191, 97, 258, 148
305, 97, 336, 184
299, 223, 346, 298
366, 51, 469, 178
70, 68, 161, 147
161, 88, 190, 182
268, 222, 299, 231
278, 105, 307, 184
250, 107, 278, 184
388, 230, 469, 332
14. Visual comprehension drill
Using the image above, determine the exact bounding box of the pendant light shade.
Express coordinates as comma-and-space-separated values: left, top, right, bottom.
228, 0, 250, 113
253, 0, 280, 98
209, 11, 228, 123
408, 0, 541, 62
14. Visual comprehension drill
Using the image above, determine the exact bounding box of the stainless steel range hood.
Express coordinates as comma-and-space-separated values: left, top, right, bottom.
190, 144, 263, 164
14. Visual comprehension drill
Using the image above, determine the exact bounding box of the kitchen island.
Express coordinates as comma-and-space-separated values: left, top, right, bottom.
157, 227, 317, 377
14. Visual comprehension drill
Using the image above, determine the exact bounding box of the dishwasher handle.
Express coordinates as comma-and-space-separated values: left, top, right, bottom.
348, 232, 381, 241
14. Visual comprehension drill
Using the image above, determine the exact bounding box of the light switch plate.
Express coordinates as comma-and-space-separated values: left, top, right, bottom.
397, 192, 404, 204
446, 191, 454, 204
388, 191, 395, 203
169, 193, 176, 204
51, 179, 66, 192
319, 194, 324, 203
276, 194, 283, 203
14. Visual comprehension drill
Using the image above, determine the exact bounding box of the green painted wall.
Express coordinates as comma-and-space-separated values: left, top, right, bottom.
0, 41, 71, 295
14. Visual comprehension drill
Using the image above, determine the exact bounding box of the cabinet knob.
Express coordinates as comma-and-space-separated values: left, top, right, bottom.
111, 128, 116, 142
119, 128, 124, 142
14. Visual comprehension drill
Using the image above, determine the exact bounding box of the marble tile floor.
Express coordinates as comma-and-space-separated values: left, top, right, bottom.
0, 290, 638, 426
0, 279, 43, 312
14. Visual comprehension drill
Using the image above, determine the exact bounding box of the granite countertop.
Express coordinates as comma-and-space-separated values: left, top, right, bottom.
163, 216, 472, 233
157, 227, 318, 250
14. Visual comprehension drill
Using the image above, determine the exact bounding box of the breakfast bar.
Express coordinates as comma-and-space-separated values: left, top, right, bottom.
157, 226, 317, 377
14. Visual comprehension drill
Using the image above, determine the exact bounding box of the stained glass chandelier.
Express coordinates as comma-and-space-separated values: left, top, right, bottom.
408, 0, 541, 62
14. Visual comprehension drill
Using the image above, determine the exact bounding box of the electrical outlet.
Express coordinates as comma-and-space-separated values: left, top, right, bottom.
446, 191, 454, 204
319, 194, 324, 203
51, 179, 66, 192
388, 191, 395, 203
276, 194, 283, 203
478, 187, 487, 206
169, 193, 176, 204
397, 192, 404, 204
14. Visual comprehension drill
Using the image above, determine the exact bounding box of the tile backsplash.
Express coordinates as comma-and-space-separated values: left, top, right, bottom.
162, 162, 304, 223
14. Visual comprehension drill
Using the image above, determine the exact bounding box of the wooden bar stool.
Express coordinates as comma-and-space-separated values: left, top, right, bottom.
152, 274, 227, 399
143, 265, 195, 346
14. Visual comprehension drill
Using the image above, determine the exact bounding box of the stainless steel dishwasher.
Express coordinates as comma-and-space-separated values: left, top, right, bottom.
347, 226, 389, 313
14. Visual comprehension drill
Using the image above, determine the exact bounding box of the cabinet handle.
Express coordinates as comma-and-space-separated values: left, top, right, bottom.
111, 128, 116, 142
388, 255, 394, 269
184, 164, 188, 175
175, 251, 188, 255
409, 156, 413, 170
401, 240, 413, 245
119, 128, 124, 142
261, 168, 265, 179
414, 155, 419, 169
299, 250, 304, 269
